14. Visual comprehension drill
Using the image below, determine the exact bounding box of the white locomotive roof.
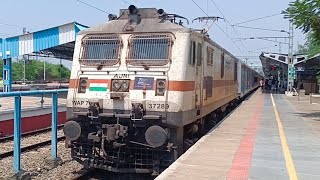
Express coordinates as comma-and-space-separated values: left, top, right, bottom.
79, 18, 190, 35
78, 6, 261, 76
79, 8, 190, 35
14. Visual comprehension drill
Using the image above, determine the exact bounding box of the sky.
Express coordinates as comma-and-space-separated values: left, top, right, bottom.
0, 0, 306, 68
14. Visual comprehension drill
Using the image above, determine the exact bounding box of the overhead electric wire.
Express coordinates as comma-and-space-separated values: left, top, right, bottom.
190, 0, 242, 52
209, 0, 246, 49
232, 25, 288, 33
75, 0, 110, 14
248, 45, 278, 53
0, 22, 26, 29
233, 13, 282, 26
121, 0, 130, 5
0, 17, 34, 31
0, 32, 14, 37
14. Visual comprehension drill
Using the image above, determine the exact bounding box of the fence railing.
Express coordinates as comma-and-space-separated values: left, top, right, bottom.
0, 89, 68, 173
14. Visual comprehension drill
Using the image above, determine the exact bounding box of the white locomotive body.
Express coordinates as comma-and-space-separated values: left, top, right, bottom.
63, 5, 262, 175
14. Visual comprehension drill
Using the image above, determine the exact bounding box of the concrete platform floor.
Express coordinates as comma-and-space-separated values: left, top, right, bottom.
156, 90, 320, 180
0, 96, 66, 112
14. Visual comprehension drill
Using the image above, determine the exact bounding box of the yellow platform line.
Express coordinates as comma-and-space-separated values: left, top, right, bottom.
271, 94, 298, 180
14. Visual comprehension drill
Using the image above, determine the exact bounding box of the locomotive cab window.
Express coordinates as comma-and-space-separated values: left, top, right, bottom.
189, 41, 196, 65
127, 34, 172, 65
80, 35, 122, 66
197, 43, 202, 66
221, 52, 225, 78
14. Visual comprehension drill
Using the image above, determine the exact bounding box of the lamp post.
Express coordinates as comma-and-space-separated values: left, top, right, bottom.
280, 24, 294, 92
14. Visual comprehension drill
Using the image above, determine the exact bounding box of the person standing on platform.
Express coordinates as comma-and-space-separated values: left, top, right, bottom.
265, 78, 269, 91
260, 79, 264, 92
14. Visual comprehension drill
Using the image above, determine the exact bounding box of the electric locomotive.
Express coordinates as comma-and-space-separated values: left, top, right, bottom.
63, 5, 262, 175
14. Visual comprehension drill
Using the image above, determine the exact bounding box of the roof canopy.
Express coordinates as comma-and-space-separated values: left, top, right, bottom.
0, 22, 88, 60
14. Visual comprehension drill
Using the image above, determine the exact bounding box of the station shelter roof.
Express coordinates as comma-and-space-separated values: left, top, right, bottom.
0, 22, 88, 60
259, 52, 309, 77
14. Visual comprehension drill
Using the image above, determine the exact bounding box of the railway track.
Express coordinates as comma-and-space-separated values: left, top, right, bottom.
0, 136, 66, 159
73, 168, 97, 180
0, 126, 65, 159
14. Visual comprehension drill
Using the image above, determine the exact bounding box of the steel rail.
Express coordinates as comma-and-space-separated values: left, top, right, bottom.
0, 136, 65, 159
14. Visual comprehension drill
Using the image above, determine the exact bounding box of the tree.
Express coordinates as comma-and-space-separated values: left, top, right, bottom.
0, 59, 71, 81
283, 0, 320, 57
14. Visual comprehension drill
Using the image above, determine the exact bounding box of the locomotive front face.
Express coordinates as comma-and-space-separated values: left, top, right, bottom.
66, 32, 174, 144
63, 12, 191, 173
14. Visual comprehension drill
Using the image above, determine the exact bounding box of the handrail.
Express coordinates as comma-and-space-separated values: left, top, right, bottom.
0, 89, 68, 97
0, 89, 68, 174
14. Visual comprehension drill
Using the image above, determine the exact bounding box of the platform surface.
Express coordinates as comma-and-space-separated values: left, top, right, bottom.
0, 96, 66, 112
156, 91, 320, 180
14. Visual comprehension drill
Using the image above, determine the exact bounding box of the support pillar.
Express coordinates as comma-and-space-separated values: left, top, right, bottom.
2, 58, 12, 92
52, 93, 58, 159
13, 96, 21, 173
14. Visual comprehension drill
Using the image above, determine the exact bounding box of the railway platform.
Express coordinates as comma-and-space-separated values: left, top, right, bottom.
0, 95, 67, 137
157, 90, 320, 180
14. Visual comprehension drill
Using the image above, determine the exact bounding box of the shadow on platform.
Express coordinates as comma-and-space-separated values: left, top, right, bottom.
294, 112, 320, 121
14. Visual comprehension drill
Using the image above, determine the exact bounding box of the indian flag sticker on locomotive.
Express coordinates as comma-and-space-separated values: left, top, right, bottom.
89, 83, 109, 92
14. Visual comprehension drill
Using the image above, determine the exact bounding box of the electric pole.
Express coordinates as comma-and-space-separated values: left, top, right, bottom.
287, 22, 294, 92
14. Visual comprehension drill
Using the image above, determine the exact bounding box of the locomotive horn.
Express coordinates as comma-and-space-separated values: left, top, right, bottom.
108, 14, 117, 21
128, 5, 138, 14
157, 9, 165, 15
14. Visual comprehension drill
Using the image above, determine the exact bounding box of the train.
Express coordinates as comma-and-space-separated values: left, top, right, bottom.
63, 5, 263, 176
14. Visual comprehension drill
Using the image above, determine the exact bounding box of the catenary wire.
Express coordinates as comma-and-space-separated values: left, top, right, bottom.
209, 0, 246, 49
75, 0, 110, 14
233, 13, 282, 26
190, 0, 242, 52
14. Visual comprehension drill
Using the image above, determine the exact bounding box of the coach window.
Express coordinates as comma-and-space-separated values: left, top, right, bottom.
207, 47, 214, 65
189, 41, 196, 65
197, 43, 202, 66
221, 52, 225, 78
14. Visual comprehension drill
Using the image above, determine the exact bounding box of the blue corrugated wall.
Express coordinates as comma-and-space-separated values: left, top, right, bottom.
0, 37, 19, 58
33, 27, 59, 52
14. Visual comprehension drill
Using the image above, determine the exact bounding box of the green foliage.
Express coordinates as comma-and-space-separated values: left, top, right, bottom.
283, 0, 320, 57
0, 60, 71, 81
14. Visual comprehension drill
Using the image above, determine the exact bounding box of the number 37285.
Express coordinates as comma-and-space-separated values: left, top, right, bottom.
148, 103, 169, 109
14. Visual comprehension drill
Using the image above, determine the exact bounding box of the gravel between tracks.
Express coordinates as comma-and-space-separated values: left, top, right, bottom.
0, 141, 83, 180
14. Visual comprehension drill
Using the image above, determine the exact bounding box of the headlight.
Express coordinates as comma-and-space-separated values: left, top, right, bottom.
112, 80, 120, 91
157, 80, 165, 88
78, 78, 88, 93
156, 79, 166, 96
112, 79, 130, 92
121, 81, 129, 91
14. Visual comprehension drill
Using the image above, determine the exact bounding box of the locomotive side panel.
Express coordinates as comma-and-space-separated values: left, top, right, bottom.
201, 38, 239, 116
